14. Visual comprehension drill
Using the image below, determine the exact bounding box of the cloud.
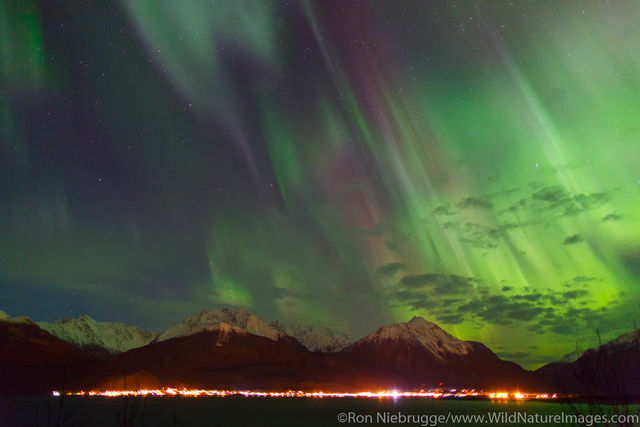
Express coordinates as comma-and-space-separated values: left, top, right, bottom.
561, 290, 589, 300
602, 213, 622, 222
391, 290, 424, 301
550, 323, 578, 335
532, 186, 567, 203
458, 298, 486, 313
440, 216, 530, 250
436, 312, 465, 324
563, 234, 583, 245
399, 273, 480, 294
469, 296, 545, 324
531, 186, 611, 217
389, 274, 484, 322
564, 193, 610, 216
457, 196, 492, 210
513, 293, 544, 302
433, 205, 455, 216
525, 303, 614, 338
455, 285, 592, 326
499, 222, 525, 231
376, 262, 406, 278
501, 198, 528, 213
458, 222, 501, 249
405, 298, 440, 311
506, 305, 546, 321
387, 268, 620, 345
385, 241, 400, 253
621, 251, 640, 280
564, 276, 598, 287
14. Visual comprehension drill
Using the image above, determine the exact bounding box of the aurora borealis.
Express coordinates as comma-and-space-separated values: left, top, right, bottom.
2, 1, 640, 368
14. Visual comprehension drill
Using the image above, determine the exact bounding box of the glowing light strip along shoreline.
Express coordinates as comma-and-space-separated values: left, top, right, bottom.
52, 388, 558, 400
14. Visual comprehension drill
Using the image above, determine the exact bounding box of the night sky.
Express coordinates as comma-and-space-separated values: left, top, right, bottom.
2, 1, 640, 368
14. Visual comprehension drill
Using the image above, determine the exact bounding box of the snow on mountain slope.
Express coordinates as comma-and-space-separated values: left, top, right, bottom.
204, 322, 247, 346
606, 329, 640, 347
37, 315, 157, 353
158, 308, 352, 352
157, 308, 284, 342
350, 316, 473, 359
0, 310, 34, 325
342, 316, 538, 390
270, 321, 351, 352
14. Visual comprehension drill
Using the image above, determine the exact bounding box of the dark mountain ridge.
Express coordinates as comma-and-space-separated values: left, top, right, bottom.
536, 329, 640, 398
2, 311, 638, 397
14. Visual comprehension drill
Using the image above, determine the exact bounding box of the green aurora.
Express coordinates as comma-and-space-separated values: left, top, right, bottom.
1, 1, 640, 368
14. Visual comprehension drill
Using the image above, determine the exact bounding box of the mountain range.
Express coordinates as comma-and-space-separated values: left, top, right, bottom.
1, 308, 638, 397
38, 315, 157, 354
154, 308, 350, 352
31, 308, 350, 355
535, 329, 640, 398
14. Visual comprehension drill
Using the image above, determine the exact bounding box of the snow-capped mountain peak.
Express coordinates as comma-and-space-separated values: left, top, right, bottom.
158, 308, 352, 352
157, 308, 284, 342
355, 316, 473, 359
270, 321, 351, 353
37, 315, 157, 353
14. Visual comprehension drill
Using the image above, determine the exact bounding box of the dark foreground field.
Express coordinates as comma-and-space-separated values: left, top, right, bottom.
2, 396, 639, 427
